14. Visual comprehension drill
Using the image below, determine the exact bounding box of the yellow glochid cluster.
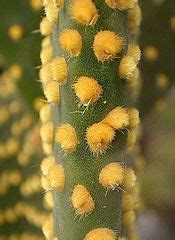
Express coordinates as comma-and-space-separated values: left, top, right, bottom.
38, 0, 142, 239
40, 17, 52, 36
93, 31, 123, 62
55, 124, 78, 152
84, 228, 117, 240
86, 122, 115, 154
73, 76, 103, 106
70, 0, 98, 26
59, 29, 82, 56
50, 57, 68, 85
99, 163, 136, 192
71, 185, 95, 215
8, 24, 24, 41
86, 107, 139, 154
105, 0, 137, 10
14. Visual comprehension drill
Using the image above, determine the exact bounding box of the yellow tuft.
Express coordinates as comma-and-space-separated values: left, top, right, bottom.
102, 107, 129, 130
144, 46, 159, 61
40, 45, 53, 64
8, 64, 23, 80
70, 0, 98, 26
30, 0, 42, 11
122, 193, 134, 212
128, 4, 141, 34
41, 175, 51, 191
41, 36, 51, 48
39, 104, 51, 123
43, 80, 60, 103
44, 1, 58, 24
170, 16, 175, 31
122, 210, 136, 226
53, 0, 64, 8
4, 208, 17, 223
42, 142, 53, 155
8, 24, 23, 41
93, 31, 123, 61
153, 0, 166, 6
43, 192, 54, 209
33, 97, 45, 111
128, 108, 140, 129
59, 29, 82, 56
71, 185, 95, 215
6, 138, 20, 156
50, 57, 68, 84
40, 17, 52, 36
126, 67, 141, 98
155, 74, 169, 88
99, 162, 125, 189
135, 155, 146, 173
127, 44, 141, 62
20, 114, 33, 130
119, 55, 137, 80
0, 144, 7, 159
40, 156, 55, 176
55, 124, 78, 152
42, 215, 53, 239
9, 100, 22, 114
8, 170, 22, 186
73, 76, 103, 106
0, 107, 10, 126
84, 228, 117, 240
17, 152, 30, 166
39, 63, 52, 85
105, 0, 137, 10
121, 168, 137, 191
86, 122, 115, 154
40, 122, 54, 143
127, 129, 137, 148
11, 122, 23, 137
47, 163, 65, 191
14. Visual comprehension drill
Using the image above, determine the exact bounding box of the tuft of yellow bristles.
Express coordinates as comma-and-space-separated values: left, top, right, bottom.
73, 76, 103, 106
86, 122, 115, 154
105, 0, 137, 10
71, 185, 95, 215
102, 107, 129, 130
70, 0, 98, 26
43, 80, 60, 103
84, 228, 117, 240
59, 29, 82, 56
40, 17, 52, 36
55, 124, 78, 152
99, 162, 125, 189
40, 122, 54, 143
47, 163, 65, 191
93, 30, 123, 61
50, 56, 68, 85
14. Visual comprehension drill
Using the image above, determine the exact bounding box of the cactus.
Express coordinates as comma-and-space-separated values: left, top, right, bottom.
136, 0, 175, 230
139, 0, 175, 117
39, 1, 141, 240
0, 0, 43, 111
0, 66, 48, 239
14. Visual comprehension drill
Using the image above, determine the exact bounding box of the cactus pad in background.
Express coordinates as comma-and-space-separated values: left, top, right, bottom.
0, 0, 43, 111
139, 0, 175, 117
0, 68, 49, 239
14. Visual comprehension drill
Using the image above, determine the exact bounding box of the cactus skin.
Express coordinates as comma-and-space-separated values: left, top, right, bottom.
39, 1, 141, 240
52, 2, 127, 239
